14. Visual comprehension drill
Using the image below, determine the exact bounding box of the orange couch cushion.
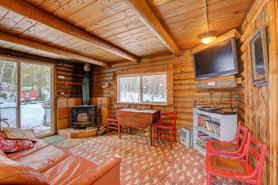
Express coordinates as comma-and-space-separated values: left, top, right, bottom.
14, 145, 71, 173
0, 150, 5, 156
7, 140, 49, 160
43, 155, 97, 185
0, 155, 49, 185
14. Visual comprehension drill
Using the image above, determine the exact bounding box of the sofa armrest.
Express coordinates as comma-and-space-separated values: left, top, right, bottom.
68, 155, 121, 185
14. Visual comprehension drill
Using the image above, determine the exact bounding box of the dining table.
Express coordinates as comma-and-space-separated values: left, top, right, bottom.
116, 108, 160, 145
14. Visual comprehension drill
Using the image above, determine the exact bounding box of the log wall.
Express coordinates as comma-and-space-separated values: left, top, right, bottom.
91, 51, 239, 136
56, 62, 84, 98
237, 0, 278, 184
56, 61, 84, 129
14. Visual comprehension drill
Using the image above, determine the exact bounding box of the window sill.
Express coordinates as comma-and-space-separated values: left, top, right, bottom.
113, 102, 172, 106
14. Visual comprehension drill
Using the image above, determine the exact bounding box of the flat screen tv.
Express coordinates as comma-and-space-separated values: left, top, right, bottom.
193, 38, 239, 80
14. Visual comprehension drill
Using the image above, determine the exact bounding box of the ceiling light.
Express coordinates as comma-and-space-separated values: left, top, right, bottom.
200, 34, 216, 44
200, 0, 216, 44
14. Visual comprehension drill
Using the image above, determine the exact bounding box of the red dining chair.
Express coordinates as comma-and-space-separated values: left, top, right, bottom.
206, 121, 249, 156
153, 111, 176, 150
107, 109, 121, 139
206, 132, 267, 185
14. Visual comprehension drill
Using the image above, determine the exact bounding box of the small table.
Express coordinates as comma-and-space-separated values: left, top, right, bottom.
116, 109, 160, 145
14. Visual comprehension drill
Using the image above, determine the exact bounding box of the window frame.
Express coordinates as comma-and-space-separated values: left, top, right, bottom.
117, 72, 167, 104
114, 65, 173, 106
0, 57, 56, 138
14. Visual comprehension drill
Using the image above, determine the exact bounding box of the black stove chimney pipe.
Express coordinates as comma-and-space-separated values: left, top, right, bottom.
82, 63, 90, 105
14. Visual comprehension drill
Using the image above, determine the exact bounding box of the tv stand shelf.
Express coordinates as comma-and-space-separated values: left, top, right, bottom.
193, 108, 237, 155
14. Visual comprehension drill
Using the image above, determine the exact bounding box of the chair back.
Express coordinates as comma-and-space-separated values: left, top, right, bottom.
243, 133, 267, 184
159, 111, 176, 127
235, 121, 249, 152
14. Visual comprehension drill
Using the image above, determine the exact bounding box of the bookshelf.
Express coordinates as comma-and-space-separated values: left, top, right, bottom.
193, 108, 237, 155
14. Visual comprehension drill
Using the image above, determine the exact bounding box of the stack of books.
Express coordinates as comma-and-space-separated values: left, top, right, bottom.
198, 115, 220, 136
205, 121, 220, 135
196, 131, 210, 149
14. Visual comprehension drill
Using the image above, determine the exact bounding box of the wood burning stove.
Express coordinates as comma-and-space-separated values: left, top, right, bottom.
70, 63, 98, 129
70, 105, 96, 128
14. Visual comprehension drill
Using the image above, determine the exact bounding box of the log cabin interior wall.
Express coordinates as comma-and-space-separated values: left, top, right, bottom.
236, 0, 278, 184
0, 0, 276, 184
91, 51, 239, 135
56, 62, 84, 129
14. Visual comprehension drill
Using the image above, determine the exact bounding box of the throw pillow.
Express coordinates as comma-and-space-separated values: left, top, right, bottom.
0, 155, 49, 185
0, 149, 5, 156
3, 128, 37, 141
0, 133, 34, 153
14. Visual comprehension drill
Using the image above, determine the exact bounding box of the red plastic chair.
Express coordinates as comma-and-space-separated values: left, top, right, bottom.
107, 109, 121, 139
30, 91, 38, 100
20, 92, 26, 101
153, 111, 176, 150
206, 132, 267, 185
206, 121, 249, 156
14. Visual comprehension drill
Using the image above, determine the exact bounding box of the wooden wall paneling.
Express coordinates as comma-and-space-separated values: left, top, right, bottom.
268, 1, 278, 184
236, 0, 277, 184
91, 97, 110, 125
92, 51, 239, 135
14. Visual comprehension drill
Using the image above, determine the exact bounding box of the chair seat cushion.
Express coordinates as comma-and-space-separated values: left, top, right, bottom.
206, 153, 254, 178
210, 140, 238, 152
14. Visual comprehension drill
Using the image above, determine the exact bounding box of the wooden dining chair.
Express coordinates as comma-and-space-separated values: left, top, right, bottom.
206, 132, 267, 185
153, 111, 176, 150
107, 109, 121, 139
206, 121, 249, 157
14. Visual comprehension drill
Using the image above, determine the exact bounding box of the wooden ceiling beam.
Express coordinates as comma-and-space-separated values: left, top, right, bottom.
0, 0, 140, 63
124, 0, 180, 56
0, 31, 110, 67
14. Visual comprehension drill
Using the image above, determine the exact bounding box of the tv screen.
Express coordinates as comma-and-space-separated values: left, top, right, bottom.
193, 38, 238, 79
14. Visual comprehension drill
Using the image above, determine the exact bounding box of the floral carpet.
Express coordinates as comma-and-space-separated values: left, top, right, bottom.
70, 134, 207, 185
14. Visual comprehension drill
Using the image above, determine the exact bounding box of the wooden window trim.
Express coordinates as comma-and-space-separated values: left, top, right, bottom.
114, 65, 173, 105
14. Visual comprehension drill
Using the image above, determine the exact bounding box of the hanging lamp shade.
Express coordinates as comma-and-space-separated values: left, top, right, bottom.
200, 33, 216, 44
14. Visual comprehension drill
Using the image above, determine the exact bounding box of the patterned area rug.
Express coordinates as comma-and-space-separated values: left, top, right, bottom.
71, 134, 207, 185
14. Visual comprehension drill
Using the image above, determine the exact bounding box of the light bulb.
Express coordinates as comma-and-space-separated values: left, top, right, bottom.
201, 36, 216, 44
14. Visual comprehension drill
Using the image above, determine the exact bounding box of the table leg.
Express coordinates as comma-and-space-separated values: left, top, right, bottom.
127, 127, 131, 134
150, 125, 152, 146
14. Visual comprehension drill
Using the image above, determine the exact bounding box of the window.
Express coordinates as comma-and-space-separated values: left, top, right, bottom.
117, 73, 167, 104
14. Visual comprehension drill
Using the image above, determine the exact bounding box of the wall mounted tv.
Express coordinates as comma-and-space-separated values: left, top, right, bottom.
193, 38, 239, 80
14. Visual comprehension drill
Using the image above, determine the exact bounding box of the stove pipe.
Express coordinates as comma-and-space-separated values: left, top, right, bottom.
82, 63, 90, 105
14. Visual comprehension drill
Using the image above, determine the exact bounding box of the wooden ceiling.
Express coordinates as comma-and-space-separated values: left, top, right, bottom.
0, 0, 253, 66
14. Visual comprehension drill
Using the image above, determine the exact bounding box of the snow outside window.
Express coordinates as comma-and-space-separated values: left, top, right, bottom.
117, 73, 167, 104
142, 74, 166, 103
118, 76, 140, 103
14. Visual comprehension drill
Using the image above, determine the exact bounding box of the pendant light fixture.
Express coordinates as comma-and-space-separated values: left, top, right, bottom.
200, 0, 216, 44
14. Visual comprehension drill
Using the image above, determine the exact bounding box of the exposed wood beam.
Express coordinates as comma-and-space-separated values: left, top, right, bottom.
0, 31, 110, 67
0, 0, 140, 63
124, 0, 180, 56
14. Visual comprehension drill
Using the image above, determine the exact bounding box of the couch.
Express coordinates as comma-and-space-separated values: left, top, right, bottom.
0, 139, 121, 185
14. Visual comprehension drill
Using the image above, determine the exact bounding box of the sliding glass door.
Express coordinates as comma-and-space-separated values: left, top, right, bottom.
0, 60, 17, 128
0, 60, 54, 137
20, 62, 53, 136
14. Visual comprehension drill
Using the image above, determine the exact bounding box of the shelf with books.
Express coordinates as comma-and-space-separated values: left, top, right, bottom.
193, 108, 237, 155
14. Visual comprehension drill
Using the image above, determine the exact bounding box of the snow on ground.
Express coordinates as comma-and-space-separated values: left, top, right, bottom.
0, 102, 50, 135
